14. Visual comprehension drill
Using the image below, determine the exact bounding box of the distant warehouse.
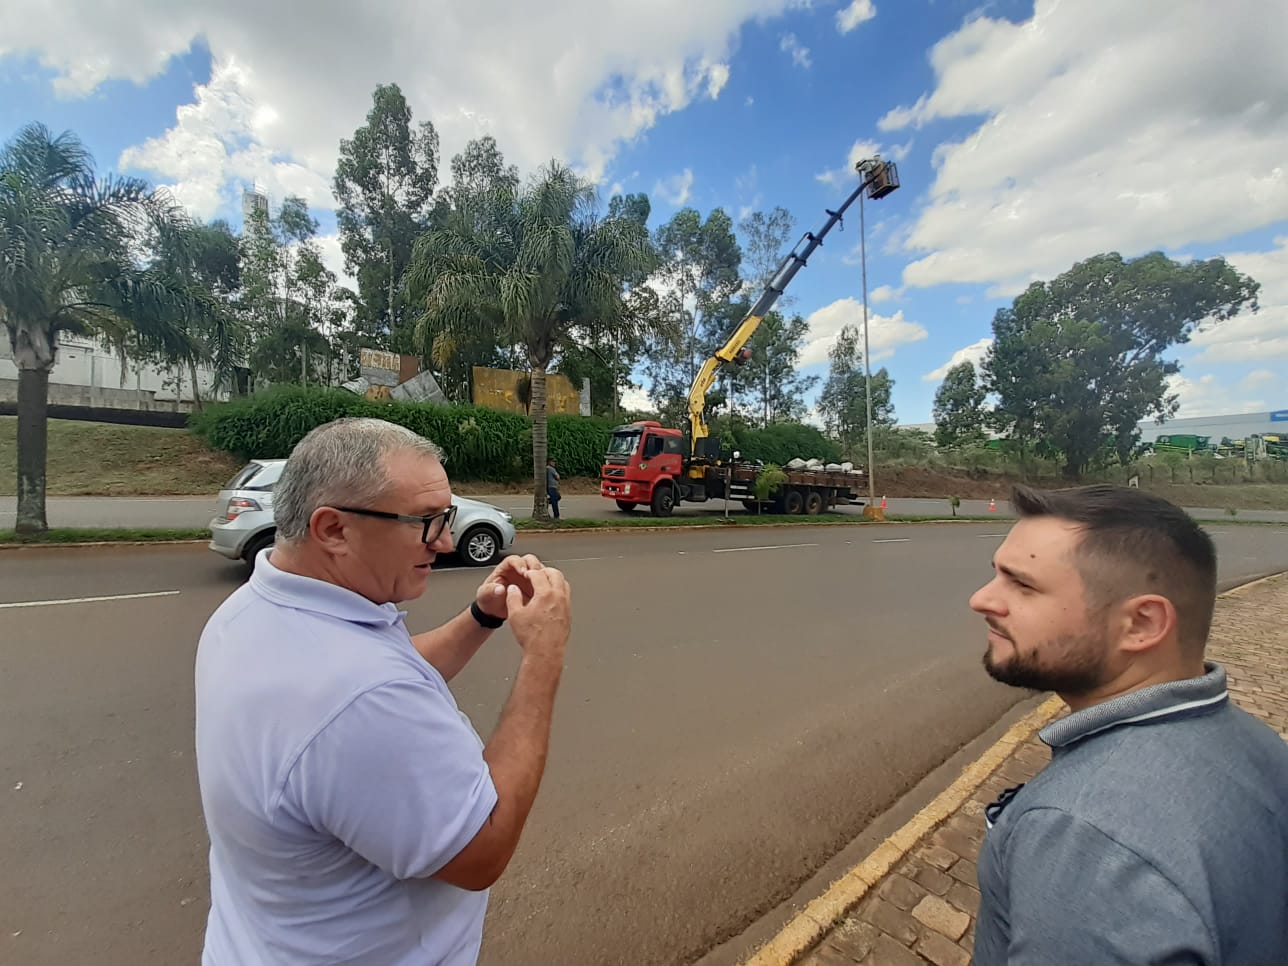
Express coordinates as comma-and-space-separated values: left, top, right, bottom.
1137, 409, 1288, 444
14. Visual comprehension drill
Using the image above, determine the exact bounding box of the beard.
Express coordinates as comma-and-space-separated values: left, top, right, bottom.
983, 624, 1111, 695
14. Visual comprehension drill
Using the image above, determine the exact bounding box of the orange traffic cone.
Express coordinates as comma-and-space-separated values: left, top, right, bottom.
988, 497, 996, 512
881, 494, 888, 509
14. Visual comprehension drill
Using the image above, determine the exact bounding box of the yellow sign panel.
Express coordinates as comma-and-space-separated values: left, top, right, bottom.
471, 367, 581, 415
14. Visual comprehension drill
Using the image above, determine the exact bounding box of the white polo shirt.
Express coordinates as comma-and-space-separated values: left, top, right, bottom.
195, 553, 499, 965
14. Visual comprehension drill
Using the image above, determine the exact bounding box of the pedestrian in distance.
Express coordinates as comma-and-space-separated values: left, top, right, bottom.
195, 416, 572, 965
546, 456, 561, 520
969, 483, 1288, 965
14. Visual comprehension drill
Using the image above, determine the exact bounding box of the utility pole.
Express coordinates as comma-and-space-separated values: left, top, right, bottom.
853, 156, 902, 516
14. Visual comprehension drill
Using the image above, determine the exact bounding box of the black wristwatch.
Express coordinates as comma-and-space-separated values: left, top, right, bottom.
469, 599, 505, 629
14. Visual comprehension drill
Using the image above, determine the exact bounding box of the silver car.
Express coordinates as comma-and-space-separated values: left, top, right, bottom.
208, 459, 518, 569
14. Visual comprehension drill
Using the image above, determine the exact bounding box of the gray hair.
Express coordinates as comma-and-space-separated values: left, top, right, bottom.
273, 417, 445, 544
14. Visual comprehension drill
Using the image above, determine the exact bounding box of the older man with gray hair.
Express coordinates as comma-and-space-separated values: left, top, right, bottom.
195, 417, 571, 965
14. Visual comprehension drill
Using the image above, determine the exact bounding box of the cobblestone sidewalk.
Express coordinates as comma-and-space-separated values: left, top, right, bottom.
793, 573, 1288, 966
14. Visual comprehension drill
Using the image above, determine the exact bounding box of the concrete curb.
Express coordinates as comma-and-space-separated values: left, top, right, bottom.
741, 694, 1067, 966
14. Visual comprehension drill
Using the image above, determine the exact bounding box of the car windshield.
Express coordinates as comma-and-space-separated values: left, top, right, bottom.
608, 432, 641, 456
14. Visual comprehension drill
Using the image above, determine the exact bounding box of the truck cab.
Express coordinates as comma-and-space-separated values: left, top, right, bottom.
600, 421, 688, 514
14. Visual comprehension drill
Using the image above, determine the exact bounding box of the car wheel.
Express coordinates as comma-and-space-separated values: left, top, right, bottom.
460, 525, 502, 567
242, 531, 276, 571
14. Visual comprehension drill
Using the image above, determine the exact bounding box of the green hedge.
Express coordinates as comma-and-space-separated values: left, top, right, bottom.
188, 387, 617, 481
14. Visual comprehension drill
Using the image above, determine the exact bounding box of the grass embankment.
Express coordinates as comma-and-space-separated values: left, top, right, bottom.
0, 417, 241, 496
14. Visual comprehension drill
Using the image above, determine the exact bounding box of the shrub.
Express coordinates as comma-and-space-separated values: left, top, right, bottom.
189, 387, 616, 481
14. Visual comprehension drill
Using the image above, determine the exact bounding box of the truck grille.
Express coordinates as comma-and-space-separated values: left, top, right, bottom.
604, 467, 626, 478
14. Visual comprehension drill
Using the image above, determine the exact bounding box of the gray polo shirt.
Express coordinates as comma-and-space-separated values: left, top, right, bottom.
195, 554, 498, 965
976, 663, 1288, 965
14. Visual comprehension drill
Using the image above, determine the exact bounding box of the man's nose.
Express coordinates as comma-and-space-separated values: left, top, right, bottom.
970, 577, 1003, 616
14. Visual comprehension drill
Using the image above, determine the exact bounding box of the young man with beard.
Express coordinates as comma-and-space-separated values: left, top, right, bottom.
969, 484, 1288, 965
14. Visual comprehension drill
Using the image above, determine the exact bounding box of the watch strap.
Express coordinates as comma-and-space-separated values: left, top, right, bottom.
469, 599, 505, 629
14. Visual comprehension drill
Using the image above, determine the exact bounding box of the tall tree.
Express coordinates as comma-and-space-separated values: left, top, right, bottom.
0, 123, 208, 533
734, 310, 818, 425
406, 162, 654, 518
818, 324, 894, 460
410, 136, 526, 401
644, 207, 742, 422
983, 251, 1259, 479
240, 196, 334, 387
739, 206, 796, 296
333, 83, 440, 349
932, 360, 987, 448
145, 218, 245, 410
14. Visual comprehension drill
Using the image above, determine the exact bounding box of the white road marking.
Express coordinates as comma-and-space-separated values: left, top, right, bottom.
713, 543, 819, 553
872, 538, 911, 544
550, 557, 604, 563
0, 590, 181, 610
976, 533, 1009, 538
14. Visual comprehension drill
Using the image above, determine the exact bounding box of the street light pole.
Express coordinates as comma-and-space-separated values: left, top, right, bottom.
853, 155, 901, 514
859, 189, 876, 509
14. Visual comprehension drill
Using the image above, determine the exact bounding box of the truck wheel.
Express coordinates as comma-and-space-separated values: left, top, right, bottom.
741, 500, 760, 512
805, 491, 824, 515
650, 486, 676, 517
783, 489, 805, 515
615, 500, 637, 513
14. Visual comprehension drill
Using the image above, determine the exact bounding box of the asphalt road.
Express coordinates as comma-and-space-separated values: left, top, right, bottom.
4, 492, 1288, 529
2, 524, 1286, 965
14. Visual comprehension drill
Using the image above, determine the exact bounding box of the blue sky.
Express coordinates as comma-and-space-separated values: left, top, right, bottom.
3, 0, 1285, 424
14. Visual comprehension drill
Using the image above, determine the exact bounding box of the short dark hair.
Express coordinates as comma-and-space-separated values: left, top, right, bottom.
1011, 484, 1217, 652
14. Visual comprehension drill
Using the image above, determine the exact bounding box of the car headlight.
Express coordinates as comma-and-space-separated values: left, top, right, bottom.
500, 511, 513, 522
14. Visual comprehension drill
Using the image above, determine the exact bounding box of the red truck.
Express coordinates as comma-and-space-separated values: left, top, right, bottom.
600, 420, 866, 516
599, 159, 899, 517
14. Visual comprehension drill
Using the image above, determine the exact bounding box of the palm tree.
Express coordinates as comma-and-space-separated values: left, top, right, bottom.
1, 123, 209, 533
406, 161, 655, 519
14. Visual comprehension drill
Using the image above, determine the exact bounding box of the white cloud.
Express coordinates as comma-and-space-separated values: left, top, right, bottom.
312, 232, 356, 293
1, 0, 803, 216
883, 0, 1288, 296
1167, 373, 1268, 418
922, 337, 992, 382
745, 95, 755, 107
1191, 236, 1288, 362
799, 299, 928, 367
780, 33, 812, 69
707, 63, 731, 99
654, 168, 695, 206
1243, 369, 1278, 390
836, 0, 876, 34
870, 284, 897, 303
119, 57, 332, 220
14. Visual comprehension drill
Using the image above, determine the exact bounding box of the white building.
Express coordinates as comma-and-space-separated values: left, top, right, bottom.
0, 332, 229, 413
1137, 409, 1288, 443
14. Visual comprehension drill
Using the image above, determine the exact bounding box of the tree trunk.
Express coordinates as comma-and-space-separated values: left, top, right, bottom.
15, 364, 51, 535
188, 357, 204, 412
530, 365, 550, 521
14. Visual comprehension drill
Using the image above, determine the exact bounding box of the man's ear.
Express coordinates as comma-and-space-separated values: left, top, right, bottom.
1119, 594, 1178, 655
309, 507, 350, 554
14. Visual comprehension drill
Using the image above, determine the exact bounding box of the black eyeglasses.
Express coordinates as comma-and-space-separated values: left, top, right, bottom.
336, 505, 458, 544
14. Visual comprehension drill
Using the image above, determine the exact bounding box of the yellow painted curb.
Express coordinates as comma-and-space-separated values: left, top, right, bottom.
741, 693, 1067, 966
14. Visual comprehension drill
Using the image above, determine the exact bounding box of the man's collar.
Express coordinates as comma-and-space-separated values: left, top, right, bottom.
1039, 663, 1229, 749
249, 551, 407, 627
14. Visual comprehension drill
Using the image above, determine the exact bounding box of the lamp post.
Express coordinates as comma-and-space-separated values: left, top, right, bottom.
853, 156, 901, 514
